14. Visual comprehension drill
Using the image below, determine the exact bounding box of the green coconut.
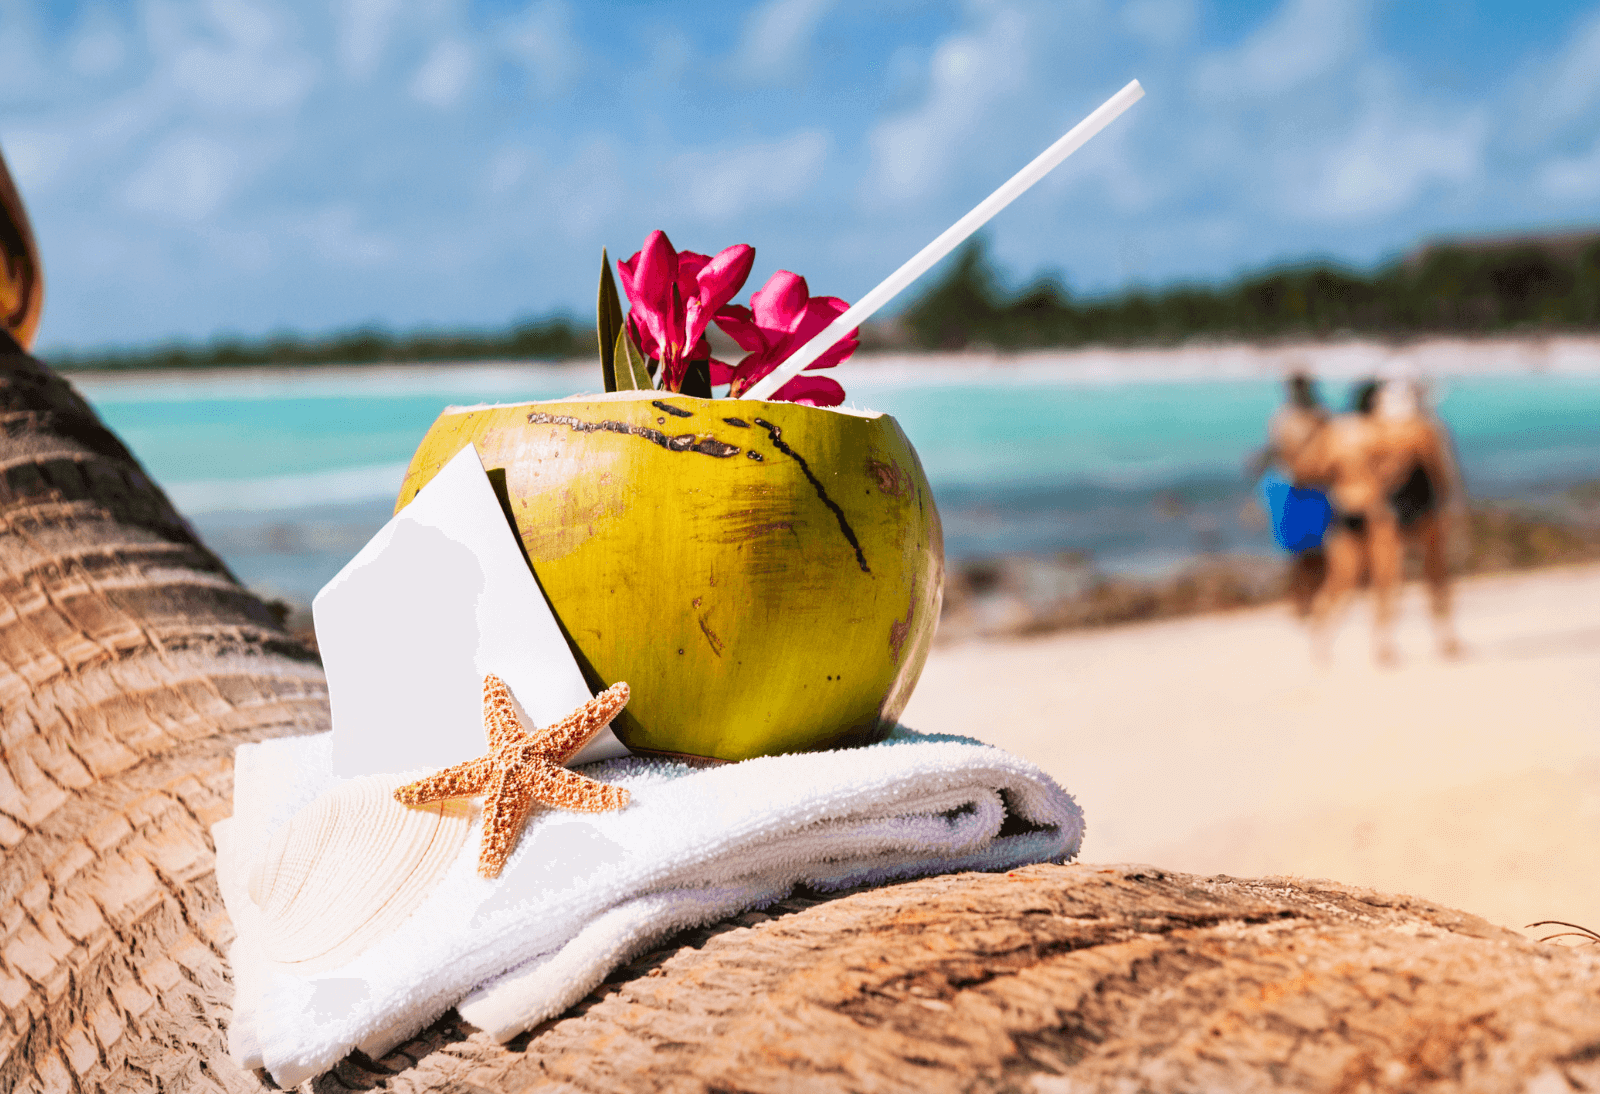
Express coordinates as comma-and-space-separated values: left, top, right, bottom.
395, 390, 944, 761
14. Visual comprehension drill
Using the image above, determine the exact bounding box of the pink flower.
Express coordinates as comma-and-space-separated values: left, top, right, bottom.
712, 271, 856, 405
618, 230, 754, 393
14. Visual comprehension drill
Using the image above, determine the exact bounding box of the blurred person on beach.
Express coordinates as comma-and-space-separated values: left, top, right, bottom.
1250, 371, 1333, 617
1376, 378, 1464, 658
1291, 379, 1402, 663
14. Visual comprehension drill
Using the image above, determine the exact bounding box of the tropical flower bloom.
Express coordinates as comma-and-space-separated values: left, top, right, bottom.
618, 230, 754, 392
713, 271, 856, 405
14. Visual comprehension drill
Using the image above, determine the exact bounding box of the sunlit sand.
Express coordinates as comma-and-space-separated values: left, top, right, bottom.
903, 562, 1600, 936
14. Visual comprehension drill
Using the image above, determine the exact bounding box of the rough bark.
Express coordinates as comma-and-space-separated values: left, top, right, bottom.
301, 864, 1600, 1094
4, 337, 1599, 1093
0, 334, 327, 1091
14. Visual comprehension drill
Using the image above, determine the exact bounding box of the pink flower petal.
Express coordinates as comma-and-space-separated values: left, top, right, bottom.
697, 245, 755, 308
621, 231, 681, 360
675, 250, 711, 282
750, 271, 810, 334
712, 305, 768, 354
684, 245, 754, 351
772, 374, 845, 406
792, 296, 857, 370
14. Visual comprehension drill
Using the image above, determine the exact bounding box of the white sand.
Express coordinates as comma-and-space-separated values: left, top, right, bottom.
902, 563, 1600, 937
62, 332, 1600, 395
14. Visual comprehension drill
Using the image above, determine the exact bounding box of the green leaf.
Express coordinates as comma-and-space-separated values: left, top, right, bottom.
613, 327, 655, 391
597, 248, 625, 392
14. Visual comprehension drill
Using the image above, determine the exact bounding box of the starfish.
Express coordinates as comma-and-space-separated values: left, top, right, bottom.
394, 674, 632, 879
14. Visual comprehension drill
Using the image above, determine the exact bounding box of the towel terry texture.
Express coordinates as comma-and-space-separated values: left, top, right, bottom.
215, 728, 1084, 1087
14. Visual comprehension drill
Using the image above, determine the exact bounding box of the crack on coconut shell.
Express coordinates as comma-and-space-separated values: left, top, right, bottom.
527, 412, 741, 459
753, 417, 870, 575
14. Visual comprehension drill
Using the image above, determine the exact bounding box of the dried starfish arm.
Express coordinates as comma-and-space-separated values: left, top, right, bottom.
482, 674, 533, 752
394, 756, 496, 806
541, 682, 631, 762
478, 765, 538, 878
529, 764, 631, 813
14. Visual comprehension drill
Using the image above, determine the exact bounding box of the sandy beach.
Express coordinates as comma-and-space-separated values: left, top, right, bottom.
58, 333, 1600, 394
903, 562, 1600, 937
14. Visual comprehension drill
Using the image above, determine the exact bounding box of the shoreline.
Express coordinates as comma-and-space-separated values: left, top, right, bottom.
936, 491, 1600, 644
59, 333, 1600, 391
903, 560, 1600, 935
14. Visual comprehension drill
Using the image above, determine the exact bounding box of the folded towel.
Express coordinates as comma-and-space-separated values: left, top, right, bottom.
215, 727, 1083, 1087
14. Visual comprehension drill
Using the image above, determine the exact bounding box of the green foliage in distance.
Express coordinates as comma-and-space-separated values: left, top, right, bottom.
44, 228, 1600, 371
896, 232, 1600, 350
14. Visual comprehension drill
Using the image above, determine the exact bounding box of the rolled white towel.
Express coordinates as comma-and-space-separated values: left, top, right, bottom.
215, 727, 1083, 1088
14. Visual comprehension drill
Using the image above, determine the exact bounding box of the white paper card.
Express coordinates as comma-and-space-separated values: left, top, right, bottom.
313, 445, 629, 777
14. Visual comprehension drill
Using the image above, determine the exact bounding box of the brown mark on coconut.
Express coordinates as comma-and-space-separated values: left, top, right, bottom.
752, 417, 870, 574
526, 412, 740, 459
697, 613, 725, 657
888, 576, 918, 664
867, 457, 914, 498
652, 400, 694, 418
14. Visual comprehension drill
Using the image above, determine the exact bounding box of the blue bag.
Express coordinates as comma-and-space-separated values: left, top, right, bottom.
1258, 473, 1332, 552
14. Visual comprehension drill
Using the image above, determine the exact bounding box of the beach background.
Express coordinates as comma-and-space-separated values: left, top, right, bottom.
68, 336, 1600, 609
14, 0, 1600, 957
65, 336, 1600, 938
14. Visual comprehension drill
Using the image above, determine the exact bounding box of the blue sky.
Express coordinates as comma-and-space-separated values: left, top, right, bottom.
4, 0, 1600, 351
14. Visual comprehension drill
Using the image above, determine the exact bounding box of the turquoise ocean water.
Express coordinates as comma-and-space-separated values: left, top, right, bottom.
73, 366, 1600, 605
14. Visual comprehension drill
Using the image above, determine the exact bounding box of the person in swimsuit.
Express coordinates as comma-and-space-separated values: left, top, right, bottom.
1290, 380, 1403, 664
1376, 379, 1463, 658
1250, 372, 1332, 617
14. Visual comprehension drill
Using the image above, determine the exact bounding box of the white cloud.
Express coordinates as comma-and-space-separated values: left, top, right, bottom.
1290, 97, 1487, 222
1121, 0, 1197, 51
152, 0, 318, 115
1530, 5, 1600, 137
1193, 0, 1372, 100
0, 4, 53, 99
543, 138, 628, 242
731, 0, 838, 86
666, 130, 829, 221
68, 7, 130, 78
410, 39, 474, 107
1539, 140, 1600, 201
2, 130, 74, 191
502, 0, 582, 100
123, 133, 245, 221
336, 0, 403, 81
863, 2, 1031, 205
291, 206, 399, 266
484, 144, 536, 196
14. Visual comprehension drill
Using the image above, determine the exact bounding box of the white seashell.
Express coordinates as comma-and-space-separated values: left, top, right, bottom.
247, 774, 473, 973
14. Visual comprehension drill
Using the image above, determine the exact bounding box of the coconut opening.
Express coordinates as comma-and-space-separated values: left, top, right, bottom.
444, 391, 884, 418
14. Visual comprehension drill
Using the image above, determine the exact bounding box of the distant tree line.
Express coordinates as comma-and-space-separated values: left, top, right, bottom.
44, 228, 1600, 369
46, 316, 588, 371
892, 230, 1600, 350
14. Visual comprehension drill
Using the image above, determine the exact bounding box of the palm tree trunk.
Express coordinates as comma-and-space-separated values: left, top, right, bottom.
0, 331, 326, 1091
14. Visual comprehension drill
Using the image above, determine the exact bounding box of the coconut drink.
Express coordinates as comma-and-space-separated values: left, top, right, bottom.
396, 232, 944, 761
393, 82, 1143, 760
396, 393, 941, 761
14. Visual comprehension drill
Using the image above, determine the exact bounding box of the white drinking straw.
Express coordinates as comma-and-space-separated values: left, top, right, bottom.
743, 78, 1145, 401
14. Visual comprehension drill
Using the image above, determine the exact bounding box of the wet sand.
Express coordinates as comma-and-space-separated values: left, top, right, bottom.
902, 563, 1600, 936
